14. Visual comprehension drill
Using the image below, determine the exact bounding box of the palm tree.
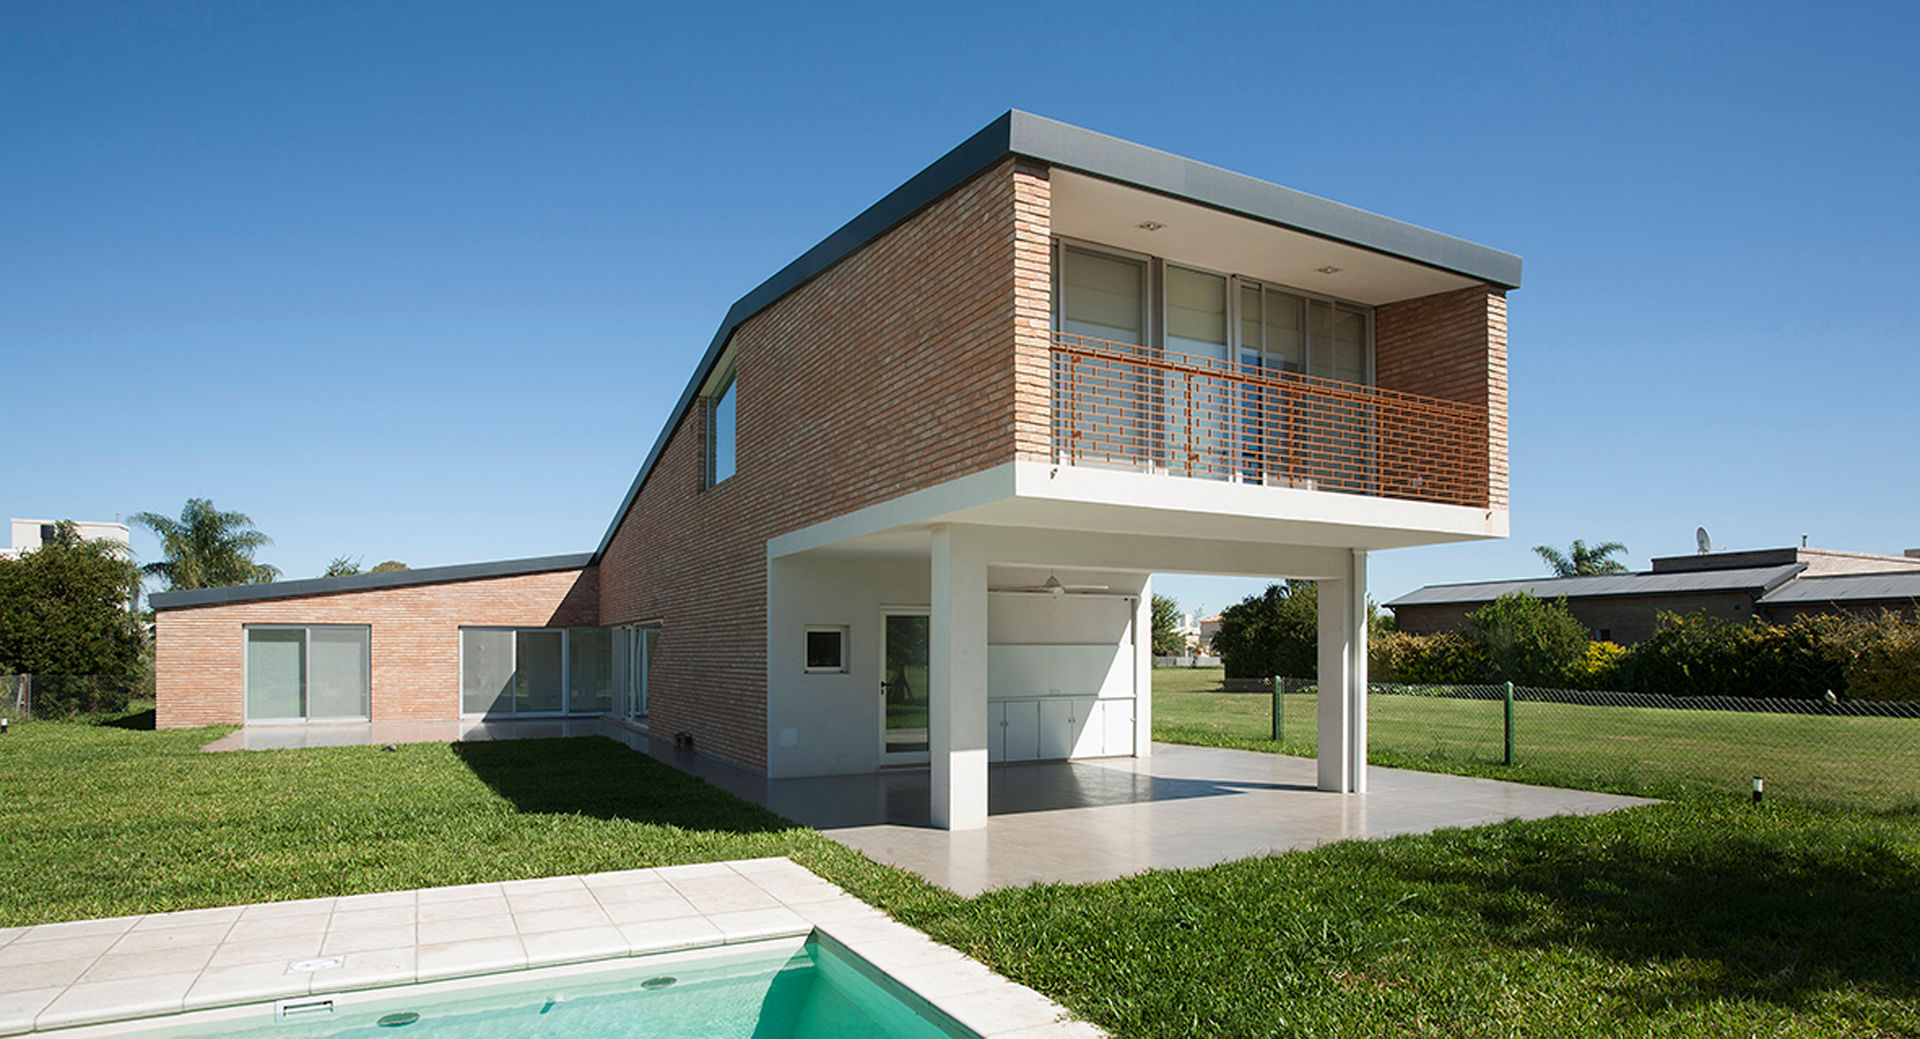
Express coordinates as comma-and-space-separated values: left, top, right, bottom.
1533, 539, 1629, 577
130, 498, 281, 590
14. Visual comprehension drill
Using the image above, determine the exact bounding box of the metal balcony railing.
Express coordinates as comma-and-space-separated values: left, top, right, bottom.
1050, 331, 1491, 508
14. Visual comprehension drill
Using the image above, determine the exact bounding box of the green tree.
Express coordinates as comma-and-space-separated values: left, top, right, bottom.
323, 555, 361, 577
369, 560, 409, 573
1468, 592, 1590, 686
1150, 594, 1185, 657
1212, 581, 1319, 679
0, 521, 145, 677
1533, 539, 1629, 577
130, 499, 280, 590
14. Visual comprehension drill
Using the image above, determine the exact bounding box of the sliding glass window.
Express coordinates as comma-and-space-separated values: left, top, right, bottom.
458, 626, 613, 718
244, 626, 369, 722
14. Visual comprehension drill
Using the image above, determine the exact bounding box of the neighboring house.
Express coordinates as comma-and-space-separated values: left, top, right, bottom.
151, 111, 1521, 829
1388, 546, 1920, 644
2, 518, 131, 560
1197, 614, 1224, 654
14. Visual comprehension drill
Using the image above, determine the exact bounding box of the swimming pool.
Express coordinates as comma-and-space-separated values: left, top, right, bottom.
60, 935, 975, 1038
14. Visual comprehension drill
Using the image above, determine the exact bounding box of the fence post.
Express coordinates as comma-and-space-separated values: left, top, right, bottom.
1503, 680, 1514, 766
1271, 675, 1283, 741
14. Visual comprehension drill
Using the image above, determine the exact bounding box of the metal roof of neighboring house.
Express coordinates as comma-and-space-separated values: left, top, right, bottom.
588, 110, 1525, 562
148, 553, 593, 611
1385, 564, 1806, 608
1757, 571, 1920, 605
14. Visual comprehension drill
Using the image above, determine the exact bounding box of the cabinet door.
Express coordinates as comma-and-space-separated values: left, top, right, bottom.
1102, 699, 1136, 756
1071, 699, 1107, 758
1004, 700, 1041, 762
1038, 698, 1075, 760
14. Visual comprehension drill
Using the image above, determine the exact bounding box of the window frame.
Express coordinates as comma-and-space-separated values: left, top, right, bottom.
803, 625, 849, 674
241, 623, 371, 724
705, 363, 738, 487
456, 625, 613, 719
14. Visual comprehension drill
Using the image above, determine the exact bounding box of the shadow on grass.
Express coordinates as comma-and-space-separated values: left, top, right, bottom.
449, 737, 791, 836
1413, 806, 1920, 1013
97, 708, 156, 730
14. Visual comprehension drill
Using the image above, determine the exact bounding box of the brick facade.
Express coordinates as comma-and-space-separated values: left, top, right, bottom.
155, 568, 597, 728
1375, 286, 1510, 511
596, 159, 1036, 770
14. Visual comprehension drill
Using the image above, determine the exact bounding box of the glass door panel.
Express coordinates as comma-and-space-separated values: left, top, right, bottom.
1059, 247, 1149, 468
514, 630, 564, 714
245, 629, 305, 721
1163, 266, 1230, 477
461, 629, 514, 715
881, 611, 930, 761
567, 627, 613, 715
307, 627, 368, 719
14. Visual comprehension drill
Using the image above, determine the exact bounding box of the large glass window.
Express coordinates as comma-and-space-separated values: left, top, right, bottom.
459, 627, 611, 717
613, 624, 658, 720
245, 626, 369, 722
1060, 247, 1145, 344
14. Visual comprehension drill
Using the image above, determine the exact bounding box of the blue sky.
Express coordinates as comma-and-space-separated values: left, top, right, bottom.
4, 1, 1916, 617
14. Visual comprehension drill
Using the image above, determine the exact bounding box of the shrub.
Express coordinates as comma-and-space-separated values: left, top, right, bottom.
1844, 612, 1920, 700
1574, 640, 1629, 689
1372, 630, 1485, 684
1618, 611, 1755, 698
1467, 592, 1589, 687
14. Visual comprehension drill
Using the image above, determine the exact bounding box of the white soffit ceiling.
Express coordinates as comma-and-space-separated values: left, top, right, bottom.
1049, 169, 1480, 306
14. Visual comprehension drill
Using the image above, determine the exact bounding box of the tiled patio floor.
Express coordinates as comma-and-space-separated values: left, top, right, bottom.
205, 721, 1654, 897
0, 860, 1097, 1037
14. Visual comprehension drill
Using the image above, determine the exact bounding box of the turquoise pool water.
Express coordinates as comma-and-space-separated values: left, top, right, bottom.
113, 937, 973, 1038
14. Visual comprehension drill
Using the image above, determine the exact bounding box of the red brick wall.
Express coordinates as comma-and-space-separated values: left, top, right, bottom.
1374, 286, 1510, 510
598, 159, 1036, 771
155, 567, 597, 728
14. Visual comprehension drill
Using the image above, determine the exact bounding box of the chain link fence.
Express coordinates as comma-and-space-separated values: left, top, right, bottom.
1183, 675, 1919, 811
1, 674, 140, 721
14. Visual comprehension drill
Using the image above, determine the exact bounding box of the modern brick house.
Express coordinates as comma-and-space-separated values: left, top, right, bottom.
152, 112, 1522, 829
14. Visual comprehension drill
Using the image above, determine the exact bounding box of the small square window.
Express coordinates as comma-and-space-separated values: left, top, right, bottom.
804, 626, 847, 673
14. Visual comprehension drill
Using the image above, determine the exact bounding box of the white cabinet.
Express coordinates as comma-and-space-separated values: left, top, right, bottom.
989, 697, 1133, 762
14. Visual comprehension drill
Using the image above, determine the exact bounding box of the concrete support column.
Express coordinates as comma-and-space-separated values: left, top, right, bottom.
1131, 576, 1153, 759
929, 524, 990, 830
1316, 549, 1370, 793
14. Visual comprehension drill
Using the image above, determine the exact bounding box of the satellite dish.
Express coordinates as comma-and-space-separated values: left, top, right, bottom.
1696, 526, 1712, 554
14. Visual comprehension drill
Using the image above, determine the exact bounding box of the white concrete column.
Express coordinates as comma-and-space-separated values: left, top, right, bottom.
1316, 549, 1369, 793
1131, 576, 1153, 759
929, 524, 990, 830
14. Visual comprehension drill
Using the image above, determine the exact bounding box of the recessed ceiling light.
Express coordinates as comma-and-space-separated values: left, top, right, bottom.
1136, 220, 1166, 231
1315, 265, 1343, 275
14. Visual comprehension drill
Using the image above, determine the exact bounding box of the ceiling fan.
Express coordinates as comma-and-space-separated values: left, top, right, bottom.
995, 573, 1111, 598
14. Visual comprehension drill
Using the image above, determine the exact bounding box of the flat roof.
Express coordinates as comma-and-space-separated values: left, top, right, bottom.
1759, 571, 1920, 605
591, 110, 1524, 561
1386, 564, 1806, 608
148, 553, 593, 611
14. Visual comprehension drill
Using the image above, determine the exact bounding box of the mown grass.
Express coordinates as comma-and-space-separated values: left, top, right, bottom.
1152, 667, 1920, 811
3, 709, 1916, 1036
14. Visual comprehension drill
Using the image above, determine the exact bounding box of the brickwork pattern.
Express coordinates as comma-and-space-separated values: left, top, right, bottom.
1374, 286, 1510, 511
155, 568, 597, 728
597, 160, 1033, 771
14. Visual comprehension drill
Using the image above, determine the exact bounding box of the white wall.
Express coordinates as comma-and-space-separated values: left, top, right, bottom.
765, 556, 929, 778
5, 518, 130, 559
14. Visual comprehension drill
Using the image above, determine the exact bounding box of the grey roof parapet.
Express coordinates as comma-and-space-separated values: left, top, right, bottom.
148, 552, 594, 611
590, 109, 1524, 561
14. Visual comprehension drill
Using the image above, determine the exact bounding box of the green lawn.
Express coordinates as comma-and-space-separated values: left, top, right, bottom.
2, 710, 1916, 1036
1152, 667, 1920, 811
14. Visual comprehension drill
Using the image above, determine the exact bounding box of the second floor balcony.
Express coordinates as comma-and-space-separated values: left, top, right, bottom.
1050, 331, 1491, 509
